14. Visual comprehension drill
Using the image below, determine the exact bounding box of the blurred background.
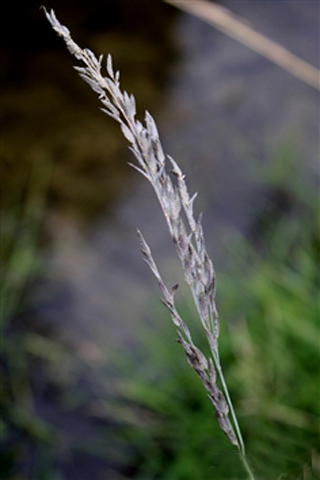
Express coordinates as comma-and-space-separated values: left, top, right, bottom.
1, 1, 319, 479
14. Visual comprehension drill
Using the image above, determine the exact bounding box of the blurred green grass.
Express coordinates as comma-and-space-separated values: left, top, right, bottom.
111, 148, 320, 479
1, 146, 319, 479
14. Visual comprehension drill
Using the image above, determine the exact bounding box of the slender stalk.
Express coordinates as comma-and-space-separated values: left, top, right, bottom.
239, 452, 256, 480
212, 351, 246, 457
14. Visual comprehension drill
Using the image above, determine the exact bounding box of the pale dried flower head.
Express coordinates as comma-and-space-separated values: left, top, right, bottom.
43, 9, 256, 478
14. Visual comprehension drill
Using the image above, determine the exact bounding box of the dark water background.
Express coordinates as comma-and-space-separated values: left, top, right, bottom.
1, 0, 319, 478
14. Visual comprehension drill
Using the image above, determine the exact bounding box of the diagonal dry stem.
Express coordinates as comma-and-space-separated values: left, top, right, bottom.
165, 0, 320, 91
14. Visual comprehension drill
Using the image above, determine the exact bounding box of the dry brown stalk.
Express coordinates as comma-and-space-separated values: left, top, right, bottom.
165, 0, 320, 91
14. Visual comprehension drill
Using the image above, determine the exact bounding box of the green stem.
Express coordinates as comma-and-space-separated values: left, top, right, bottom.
239, 452, 256, 480
212, 350, 246, 456
211, 353, 256, 479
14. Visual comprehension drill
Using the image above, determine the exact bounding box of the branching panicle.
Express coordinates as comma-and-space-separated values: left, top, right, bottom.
44, 9, 255, 473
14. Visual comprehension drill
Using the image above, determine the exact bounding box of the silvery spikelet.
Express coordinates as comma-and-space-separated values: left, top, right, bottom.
43, 11, 256, 474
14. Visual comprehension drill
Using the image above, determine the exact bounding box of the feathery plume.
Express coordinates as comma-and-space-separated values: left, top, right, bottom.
43, 10, 256, 477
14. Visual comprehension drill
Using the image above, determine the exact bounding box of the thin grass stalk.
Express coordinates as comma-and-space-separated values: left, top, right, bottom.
43, 8, 255, 478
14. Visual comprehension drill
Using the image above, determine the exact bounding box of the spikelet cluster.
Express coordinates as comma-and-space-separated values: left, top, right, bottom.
44, 8, 239, 448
